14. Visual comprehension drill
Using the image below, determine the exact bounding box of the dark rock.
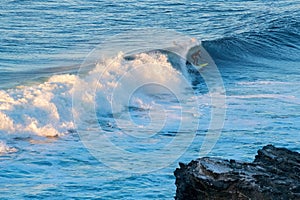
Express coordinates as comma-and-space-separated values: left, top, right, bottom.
174, 145, 300, 200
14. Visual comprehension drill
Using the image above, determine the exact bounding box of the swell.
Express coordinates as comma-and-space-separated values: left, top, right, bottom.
0, 64, 82, 90
203, 16, 300, 63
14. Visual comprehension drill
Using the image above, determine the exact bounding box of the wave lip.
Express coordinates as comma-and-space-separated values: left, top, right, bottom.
203, 16, 300, 63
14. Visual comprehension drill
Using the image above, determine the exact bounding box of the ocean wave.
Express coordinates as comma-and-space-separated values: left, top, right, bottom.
203, 16, 300, 63
0, 51, 195, 137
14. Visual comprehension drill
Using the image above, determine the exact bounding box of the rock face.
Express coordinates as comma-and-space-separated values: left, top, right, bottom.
174, 145, 300, 200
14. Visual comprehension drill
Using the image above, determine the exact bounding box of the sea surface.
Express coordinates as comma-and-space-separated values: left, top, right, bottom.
1, 0, 300, 199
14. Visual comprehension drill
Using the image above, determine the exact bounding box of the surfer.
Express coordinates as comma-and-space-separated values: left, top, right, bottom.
187, 45, 209, 69
191, 49, 201, 65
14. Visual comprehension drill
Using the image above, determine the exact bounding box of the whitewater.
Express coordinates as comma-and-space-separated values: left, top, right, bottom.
1, 0, 300, 199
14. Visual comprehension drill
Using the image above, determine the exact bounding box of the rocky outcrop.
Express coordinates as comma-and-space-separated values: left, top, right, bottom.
174, 145, 300, 200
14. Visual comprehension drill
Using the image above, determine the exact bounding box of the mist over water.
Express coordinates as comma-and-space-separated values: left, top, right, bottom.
1, 0, 300, 199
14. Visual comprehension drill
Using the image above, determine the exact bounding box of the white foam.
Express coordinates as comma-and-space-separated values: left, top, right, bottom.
229, 94, 297, 100
0, 74, 77, 137
0, 52, 195, 137
237, 81, 300, 86
0, 141, 17, 154
0, 112, 15, 132
73, 52, 189, 117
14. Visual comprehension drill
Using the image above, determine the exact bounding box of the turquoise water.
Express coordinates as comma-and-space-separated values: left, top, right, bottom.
1, 0, 300, 199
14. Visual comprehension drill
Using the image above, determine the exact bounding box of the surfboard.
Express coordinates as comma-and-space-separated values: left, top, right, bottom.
195, 62, 208, 69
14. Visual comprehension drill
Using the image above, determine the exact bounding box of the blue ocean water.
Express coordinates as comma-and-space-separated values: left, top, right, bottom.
1, 0, 300, 199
